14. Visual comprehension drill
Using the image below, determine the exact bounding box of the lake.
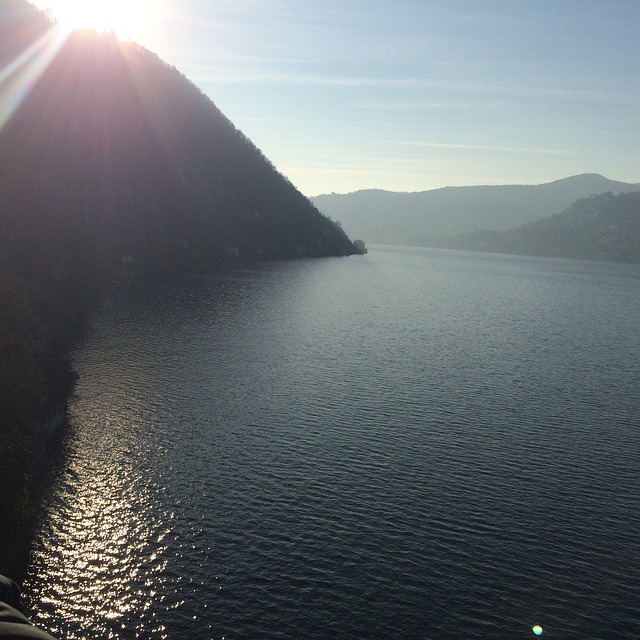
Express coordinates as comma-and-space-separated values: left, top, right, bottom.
24, 245, 640, 639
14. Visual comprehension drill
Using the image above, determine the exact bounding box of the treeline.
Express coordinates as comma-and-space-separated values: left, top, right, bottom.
444, 191, 640, 262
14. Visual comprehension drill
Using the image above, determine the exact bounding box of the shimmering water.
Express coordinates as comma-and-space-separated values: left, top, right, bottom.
24, 246, 640, 639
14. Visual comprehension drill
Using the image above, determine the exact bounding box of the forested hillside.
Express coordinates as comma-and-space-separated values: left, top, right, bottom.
445, 191, 640, 263
0, 5, 355, 285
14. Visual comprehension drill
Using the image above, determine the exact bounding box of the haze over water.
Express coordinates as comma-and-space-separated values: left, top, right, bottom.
25, 246, 640, 639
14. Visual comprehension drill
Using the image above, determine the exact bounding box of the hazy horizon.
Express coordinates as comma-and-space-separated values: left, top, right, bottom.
310, 172, 640, 197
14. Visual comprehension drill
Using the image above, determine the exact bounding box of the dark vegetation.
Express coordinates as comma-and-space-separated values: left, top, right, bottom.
1, 3, 355, 278
444, 191, 640, 263
0, 273, 78, 579
0, 0, 355, 576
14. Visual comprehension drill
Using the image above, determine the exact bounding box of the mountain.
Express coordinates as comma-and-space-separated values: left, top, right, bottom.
312, 174, 640, 246
0, 1, 355, 288
443, 191, 640, 263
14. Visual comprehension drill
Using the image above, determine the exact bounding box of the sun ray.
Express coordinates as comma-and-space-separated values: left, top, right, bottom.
0, 23, 69, 132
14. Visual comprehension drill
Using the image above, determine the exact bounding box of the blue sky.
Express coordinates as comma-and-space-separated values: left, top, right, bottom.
33, 0, 640, 195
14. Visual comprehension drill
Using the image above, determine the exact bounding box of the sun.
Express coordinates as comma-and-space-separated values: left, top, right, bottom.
38, 0, 155, 43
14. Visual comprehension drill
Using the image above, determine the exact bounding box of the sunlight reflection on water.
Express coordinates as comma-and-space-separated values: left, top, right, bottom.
23, 250, 640, 639
26, 396, 179, 638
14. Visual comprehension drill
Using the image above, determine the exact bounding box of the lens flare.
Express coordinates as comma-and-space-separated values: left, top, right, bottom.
0, 24, 68, 132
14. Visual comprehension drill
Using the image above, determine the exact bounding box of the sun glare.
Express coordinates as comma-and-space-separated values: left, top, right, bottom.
42, 0, 155, 42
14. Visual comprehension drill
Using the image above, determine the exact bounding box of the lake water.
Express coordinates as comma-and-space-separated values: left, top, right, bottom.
24, 246, 640, 639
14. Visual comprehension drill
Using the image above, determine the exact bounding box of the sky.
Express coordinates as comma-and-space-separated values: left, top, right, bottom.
30, 0, 640, 196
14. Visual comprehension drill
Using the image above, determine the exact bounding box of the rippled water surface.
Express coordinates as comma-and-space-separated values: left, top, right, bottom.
25, 247, 640, 639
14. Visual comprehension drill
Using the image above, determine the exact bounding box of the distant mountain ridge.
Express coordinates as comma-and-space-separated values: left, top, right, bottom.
312, 174, 640, 246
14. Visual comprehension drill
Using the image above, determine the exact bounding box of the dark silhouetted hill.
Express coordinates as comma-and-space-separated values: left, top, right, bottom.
0, 2, 355, 288
312, 174, 640, 246
443, 191, 640, 263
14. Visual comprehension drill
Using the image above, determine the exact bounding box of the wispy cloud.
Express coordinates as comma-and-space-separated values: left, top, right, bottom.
381, 140, 575, 156
190, 68, 430, 88
186, 61, 640, 112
